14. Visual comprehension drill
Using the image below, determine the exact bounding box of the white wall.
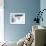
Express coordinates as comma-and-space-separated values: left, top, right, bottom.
0, 0, 4, 42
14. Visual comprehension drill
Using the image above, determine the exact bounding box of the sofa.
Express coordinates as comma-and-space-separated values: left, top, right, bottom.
32, 25, 46, 46
1, 25, 46, 46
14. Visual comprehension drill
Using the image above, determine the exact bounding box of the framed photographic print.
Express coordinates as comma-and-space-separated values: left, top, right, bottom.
10, 13, 25, 24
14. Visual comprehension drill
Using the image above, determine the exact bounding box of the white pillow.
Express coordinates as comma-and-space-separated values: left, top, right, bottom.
17, 37, 25, 46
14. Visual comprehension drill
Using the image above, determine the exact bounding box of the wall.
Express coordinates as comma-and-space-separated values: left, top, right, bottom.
0, 0, 4, 42
4, 0, 40, 42
40, 0, 46, 27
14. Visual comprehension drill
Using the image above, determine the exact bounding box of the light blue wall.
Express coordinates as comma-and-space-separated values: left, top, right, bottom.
4, 0, 40, 42
40, 0, 46, 27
